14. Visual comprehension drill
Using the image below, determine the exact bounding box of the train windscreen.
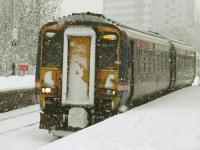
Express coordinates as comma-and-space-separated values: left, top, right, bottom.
42, 31, 63, 67
96, 34, 118, 69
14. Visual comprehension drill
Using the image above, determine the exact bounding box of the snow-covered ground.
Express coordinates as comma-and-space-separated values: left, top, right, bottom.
38, 85, 200, 150
0, 105, 39, 121
0, 105, 59, 150
0, 75, 35, 92
0, 105, 40, 134
0, 76, 199, 150
0, 124, 57, 150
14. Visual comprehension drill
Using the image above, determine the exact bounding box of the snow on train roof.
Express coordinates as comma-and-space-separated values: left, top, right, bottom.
60, 13, 170, 45
59, 12, 112, 24
121, 27, 170, 46
172, 42, 194, 52
58, 13, 194, 51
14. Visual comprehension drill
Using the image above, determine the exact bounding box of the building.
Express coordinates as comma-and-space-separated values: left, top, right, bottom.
103, 0, 195, 30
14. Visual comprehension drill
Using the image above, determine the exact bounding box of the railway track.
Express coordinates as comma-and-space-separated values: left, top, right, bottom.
0, 122, 39, 136
0, 104, 40, 122
0, 106, 40, 135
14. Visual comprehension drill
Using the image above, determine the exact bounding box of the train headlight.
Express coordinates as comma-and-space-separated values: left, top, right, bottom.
105, 89, 117, 96
41, 87, 52, 94
112, 90, 116, 95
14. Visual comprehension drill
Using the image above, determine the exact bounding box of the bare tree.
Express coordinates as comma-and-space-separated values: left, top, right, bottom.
0, 0, 62, 76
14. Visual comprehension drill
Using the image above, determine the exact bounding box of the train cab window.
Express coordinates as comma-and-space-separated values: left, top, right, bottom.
42, 31, 63, 67
96, 33, 118, 69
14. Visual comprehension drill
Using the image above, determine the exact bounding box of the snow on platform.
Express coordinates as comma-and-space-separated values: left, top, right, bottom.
0, 104, 59, 150
0, 75, 35, 92
0, 124, 58, 150
38, 86, 200, 150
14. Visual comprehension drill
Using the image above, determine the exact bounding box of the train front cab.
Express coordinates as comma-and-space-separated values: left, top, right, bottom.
38, 22, 122, 131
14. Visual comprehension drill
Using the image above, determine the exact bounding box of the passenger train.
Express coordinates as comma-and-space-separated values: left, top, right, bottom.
35, 12, 196, 131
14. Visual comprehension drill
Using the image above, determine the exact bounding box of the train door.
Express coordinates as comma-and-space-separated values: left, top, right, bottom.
62, 27, 96, 106
129, 41, 135, 101
169, 44, 176, 89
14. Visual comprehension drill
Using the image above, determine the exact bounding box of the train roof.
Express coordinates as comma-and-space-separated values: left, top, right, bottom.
56, 12, 195, 52
172, 41, 194, 52
59, 12, 168, 40
120, 27, 170, 46
58, 12, 112, 25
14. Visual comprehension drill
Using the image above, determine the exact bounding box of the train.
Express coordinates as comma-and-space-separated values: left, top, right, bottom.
35, 12, 196, 131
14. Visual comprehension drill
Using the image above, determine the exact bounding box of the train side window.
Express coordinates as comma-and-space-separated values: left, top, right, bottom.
181, 55, 183, 71
156, 52, 158, 73
161, 52, 164, 72
185, 56, 187, 70
144, 50, 149, 73
137, 48, 140, 72
183, 56, 184, 71
163, 52, 165, 72
143, 50, 146, 72
181, 56, 183, 71
177, 55, 179, 70
143, 49, 146, 73
160, 51, 163, 72
179, 55, 182, 71
167, 52, 170, 71
147, 50, 150, 73
166, 53, 168, 71
183, 56, 185, 70
153, 51, 156, 73
180, 56, 181, 71
140, 49, 143, 73
165, 52, 167, 71
148, 50, 151, 73
149, 51, 152, 73
142, 49, 145, 73
186, 57, 188, 69
159, 52, 161, 72
156, 52, 159, 73
190, 59, 192, 69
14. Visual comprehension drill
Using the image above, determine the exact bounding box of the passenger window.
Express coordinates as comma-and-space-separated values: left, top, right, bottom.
161, 52, 164, 72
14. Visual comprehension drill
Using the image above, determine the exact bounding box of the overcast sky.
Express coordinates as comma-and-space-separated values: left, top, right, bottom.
60, 0, 200, 23
60, 0, 103, 17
